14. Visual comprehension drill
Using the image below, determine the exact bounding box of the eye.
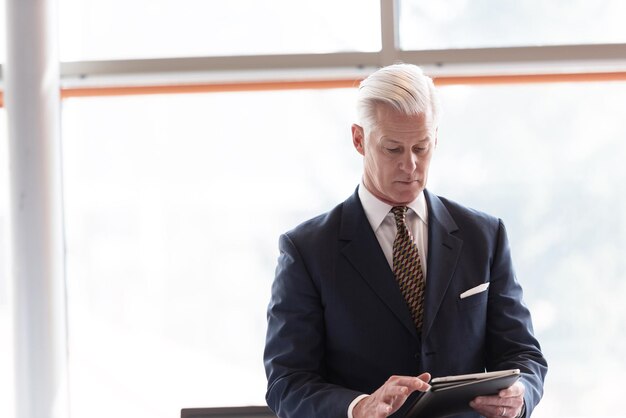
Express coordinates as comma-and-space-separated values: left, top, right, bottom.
384, 147, 401, 153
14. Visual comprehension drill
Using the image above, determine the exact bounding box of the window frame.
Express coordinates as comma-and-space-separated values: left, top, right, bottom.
2, 0, 626, 107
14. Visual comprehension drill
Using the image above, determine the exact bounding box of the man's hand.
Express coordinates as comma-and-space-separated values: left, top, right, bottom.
353, 373, 431, 418
469, 381, 525, 418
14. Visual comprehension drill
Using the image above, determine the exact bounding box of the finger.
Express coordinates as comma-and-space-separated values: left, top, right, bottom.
385, 376, 430, 393
382, 384, 409, 400
376, 402, 393, 417
470, 403, 509, 418
473, 395, 522, 408
470, 400, 522, 418
472, 394, 502, 407
499, 381, 525, 398
408, 376, 431, 392
417, 372, 431, 383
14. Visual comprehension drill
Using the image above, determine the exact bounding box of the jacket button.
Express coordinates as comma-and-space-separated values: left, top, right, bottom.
414, 353, 421, 360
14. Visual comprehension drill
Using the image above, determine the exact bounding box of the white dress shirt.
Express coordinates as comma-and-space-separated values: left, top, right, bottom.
358, 182, 429, 274
347, 182, 429, 417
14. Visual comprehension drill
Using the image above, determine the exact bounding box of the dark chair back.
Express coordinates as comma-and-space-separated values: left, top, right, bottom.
181, 406, 276, 418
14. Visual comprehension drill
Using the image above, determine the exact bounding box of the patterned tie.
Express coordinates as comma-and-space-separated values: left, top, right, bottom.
391, 206, 426, 330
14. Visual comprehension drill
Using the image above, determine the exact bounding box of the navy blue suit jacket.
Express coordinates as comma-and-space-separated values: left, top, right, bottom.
264, 189, 547, 417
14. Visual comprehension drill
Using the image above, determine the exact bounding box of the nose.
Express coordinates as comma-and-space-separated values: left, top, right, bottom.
399, 151, 417, 174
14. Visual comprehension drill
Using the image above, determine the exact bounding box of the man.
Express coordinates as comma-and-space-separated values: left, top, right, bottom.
264, 64, 547, 418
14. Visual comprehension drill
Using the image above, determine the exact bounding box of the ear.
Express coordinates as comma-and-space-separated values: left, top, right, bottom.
352, 124, 365, 156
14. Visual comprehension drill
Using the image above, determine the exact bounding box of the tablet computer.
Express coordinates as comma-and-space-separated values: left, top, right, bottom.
405, 369, 521, 417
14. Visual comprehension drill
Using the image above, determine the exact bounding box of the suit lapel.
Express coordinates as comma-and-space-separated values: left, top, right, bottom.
339, 190, 420, 340
422, 190, 463, 340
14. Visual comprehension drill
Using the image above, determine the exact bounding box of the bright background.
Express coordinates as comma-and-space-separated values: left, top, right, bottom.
399, 0, 626, 49
1, 1, 626, 418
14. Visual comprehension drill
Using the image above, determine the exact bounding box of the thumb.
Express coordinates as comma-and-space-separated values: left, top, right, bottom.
417, 372, 431, 383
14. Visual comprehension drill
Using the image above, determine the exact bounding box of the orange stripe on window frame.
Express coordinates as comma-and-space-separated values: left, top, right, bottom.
2, 71, 626, 107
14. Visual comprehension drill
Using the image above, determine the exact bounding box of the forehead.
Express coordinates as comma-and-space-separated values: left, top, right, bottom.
372, 104, 434, 138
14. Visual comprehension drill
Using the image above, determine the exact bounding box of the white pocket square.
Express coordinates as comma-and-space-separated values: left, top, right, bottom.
459, 282, 490, 299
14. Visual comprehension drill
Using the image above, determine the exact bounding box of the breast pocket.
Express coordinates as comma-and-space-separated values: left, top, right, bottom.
457, 289, 489, 311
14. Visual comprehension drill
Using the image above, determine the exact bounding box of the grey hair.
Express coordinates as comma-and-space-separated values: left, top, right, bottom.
356, 63, 441, 131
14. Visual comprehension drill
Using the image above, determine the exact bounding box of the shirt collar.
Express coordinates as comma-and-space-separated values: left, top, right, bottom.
358, 181, 428, 231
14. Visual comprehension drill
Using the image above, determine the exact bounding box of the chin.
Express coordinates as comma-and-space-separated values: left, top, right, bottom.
389, 193, 417, 205
398, 190, 422, 204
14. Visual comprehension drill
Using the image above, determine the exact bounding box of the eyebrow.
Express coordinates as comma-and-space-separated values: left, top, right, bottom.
381, 136, 431, 143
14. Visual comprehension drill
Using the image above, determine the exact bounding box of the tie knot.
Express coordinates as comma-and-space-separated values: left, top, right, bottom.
391, 206, 408, 227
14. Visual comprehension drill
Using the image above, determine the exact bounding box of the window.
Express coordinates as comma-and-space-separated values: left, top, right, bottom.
399, 0, 626, 50
60, 81, 626, 417
58, 0, 381, 61
61, 89, 360, 417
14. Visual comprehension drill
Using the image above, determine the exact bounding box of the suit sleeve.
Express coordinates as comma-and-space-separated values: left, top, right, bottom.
486, 220, 548, 416
264, 233, 362, 418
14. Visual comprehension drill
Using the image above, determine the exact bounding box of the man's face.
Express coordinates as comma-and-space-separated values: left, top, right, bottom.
352, 104, 437, 206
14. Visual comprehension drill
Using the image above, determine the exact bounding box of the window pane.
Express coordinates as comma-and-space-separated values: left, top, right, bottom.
59, 0, 380, 61
62, 81, 626, 418
431, 82, 626, 417
0, 110, 13, 418
400, 0, 626, 49
61, 89, 360, 418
